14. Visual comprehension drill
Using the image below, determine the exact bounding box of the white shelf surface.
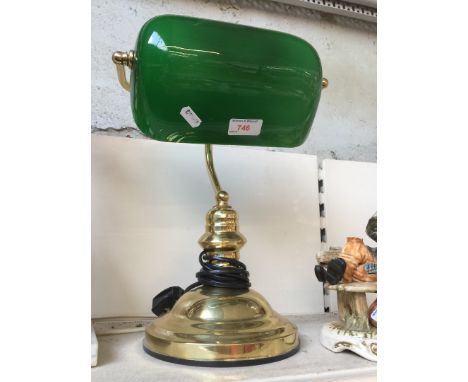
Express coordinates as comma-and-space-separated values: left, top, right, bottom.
92, 313, 376, 382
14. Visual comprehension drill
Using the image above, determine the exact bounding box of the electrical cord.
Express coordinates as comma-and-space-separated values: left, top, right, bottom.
151, 250, 251, 316
186, 250, 251, 291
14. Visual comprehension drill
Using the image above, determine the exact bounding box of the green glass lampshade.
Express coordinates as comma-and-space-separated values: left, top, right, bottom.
127, 15, 324, 148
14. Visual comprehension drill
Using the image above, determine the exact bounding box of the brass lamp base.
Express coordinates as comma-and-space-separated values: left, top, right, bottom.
144, 145, 299, 366
143, 286, 299, 366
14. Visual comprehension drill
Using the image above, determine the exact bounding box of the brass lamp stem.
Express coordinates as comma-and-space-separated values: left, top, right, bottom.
204, 144, 223, 197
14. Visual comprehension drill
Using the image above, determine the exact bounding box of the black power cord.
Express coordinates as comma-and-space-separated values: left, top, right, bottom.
151, 250, 251, 316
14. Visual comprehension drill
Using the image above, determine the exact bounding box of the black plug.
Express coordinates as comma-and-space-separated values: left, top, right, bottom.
151, 286, 185, 316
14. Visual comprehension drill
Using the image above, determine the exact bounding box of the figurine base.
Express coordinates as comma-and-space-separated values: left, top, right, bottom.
320, 320, 377, 362
144, 286, 299, 366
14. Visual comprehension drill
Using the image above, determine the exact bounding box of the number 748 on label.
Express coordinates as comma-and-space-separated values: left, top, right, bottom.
228, 119, 263, 136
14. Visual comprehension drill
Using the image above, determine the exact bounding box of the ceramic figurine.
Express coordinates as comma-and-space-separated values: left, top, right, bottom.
315, 237, 376, 285
368, 298, 377, 328
315, 213, 378, 361
366, 213, 377, 242
315, 214, 377, 285
366, 214, 377, 328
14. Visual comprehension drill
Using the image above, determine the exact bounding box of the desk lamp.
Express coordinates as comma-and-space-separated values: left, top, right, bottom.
112, 15, 327, 366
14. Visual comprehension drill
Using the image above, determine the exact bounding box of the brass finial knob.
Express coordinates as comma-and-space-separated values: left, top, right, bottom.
112, 50, 135, 68
216, 190, 230, 207
322, 78, 329, 89
217, 191, 229, 202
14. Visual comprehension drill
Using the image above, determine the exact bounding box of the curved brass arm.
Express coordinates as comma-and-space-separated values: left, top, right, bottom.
204, 144, 222, 196
112, 50, 135, 91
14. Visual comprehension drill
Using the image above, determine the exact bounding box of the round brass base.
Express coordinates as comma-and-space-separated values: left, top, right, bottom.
143, 286, 299, 366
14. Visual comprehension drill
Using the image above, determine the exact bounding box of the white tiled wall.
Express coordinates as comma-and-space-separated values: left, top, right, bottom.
321, 159, 377, 248
92, 136, 323, 317
91, 137, 377, 317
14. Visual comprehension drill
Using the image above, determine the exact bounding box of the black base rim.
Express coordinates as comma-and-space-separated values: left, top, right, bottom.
143, 341, 300, 367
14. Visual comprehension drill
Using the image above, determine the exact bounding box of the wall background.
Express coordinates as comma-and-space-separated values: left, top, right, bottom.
92, 0, 376, 162
92, 136, 323, 317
